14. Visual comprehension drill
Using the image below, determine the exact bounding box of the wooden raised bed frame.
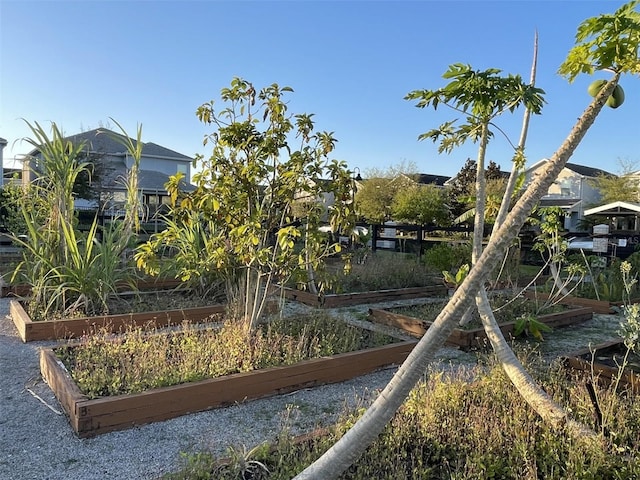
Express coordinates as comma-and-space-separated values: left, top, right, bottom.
279, 285, 447, 308
10, 300, 226, 343
1, 278, 184, 298
522, 290, 640, 315
562, 339, 640, 393
369, 305, 593, 350
40, 339, 417, 438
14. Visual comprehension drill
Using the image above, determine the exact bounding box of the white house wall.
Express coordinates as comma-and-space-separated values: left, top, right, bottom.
525, 162, 604, 232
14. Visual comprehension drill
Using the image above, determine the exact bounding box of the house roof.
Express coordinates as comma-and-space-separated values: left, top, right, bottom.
413, 173, 451, 186
584, 201, 640, 217
28, 128, 192, 161
564, 162, 613, 177
526, 158, 614, 178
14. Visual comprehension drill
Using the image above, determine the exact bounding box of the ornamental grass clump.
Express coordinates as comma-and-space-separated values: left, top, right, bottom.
56, 312, 395, 399
11, 120, 142, 321
167, 351, 640, 479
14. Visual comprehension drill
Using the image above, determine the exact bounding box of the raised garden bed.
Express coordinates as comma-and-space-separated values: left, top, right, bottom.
368, 305, 593, 350
40, 338, 417, 437
10, 300, 226, 343
1, 278, 185, 298
522, 290, 639, 315
278, 285, 447, 308
562, 339, 640, 393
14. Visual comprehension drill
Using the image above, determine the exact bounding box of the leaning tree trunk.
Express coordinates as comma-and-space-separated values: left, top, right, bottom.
293, 75, 617, 480
474, 32, 593, 438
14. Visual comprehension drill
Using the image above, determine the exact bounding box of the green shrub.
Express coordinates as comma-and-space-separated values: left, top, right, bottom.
423, 242, 471, 274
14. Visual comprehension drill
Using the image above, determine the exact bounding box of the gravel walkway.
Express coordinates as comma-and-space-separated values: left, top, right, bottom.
0, 296, 625, 480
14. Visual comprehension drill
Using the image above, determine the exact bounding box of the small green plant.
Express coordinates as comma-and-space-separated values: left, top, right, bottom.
212, 444, 270, 480
442, 263, 469, 289
423, 241, 471, 274
513, 313, 552, 341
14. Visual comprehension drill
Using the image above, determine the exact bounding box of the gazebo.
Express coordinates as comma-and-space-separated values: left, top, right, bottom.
584, 201, 640, 231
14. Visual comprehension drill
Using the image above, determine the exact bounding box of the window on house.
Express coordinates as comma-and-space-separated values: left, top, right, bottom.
177, 164, 188, 175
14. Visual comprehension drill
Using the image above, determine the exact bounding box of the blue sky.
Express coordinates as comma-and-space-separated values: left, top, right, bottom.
1, 0, 638, 178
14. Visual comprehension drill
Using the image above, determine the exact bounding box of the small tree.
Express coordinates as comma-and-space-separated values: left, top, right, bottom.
391, 183, 451, 225
137, 78, 355, 330
589, 159, 640, 204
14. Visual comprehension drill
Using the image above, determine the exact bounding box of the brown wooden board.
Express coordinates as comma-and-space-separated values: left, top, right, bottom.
40, 340, 417, 437
369, 306, 593, 350
522, 290, 621, 314
1, 278, 185, 298
10, 300, 226, 343
561, 340, 640, 393
278, 285, 447, 308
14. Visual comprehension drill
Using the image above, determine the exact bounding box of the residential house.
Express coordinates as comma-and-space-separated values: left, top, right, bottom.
23, 128, 194, 228
523, 159, 613, 232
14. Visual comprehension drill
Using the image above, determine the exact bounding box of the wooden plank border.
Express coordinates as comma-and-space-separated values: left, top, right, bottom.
277, 285, 447, 308
561, 340, 640, 393
369, 306, 593, 350
10, 300, 226, 343
521, 290, 637, 315
40, 340, 417, 438
1, 279, 186, 298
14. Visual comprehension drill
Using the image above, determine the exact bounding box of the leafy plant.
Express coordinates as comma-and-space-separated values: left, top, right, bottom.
136, 78, 356, 330
513, 313, 552, 341
442, 263, 469, 289
11, 120, 141, 319
212, 444, 270, 480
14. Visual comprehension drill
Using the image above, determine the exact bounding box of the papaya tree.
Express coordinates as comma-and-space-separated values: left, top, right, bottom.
294, 2, 640, 478
406, 52, 585, 434
136, 78, 355, 330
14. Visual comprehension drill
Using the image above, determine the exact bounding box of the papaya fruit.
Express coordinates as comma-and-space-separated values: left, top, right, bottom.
606, 85, 625, 109
587, 79, 625, 108
588, 79, 606, 97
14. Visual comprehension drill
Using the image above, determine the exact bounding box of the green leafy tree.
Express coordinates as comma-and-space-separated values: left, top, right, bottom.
296, 3, 640, 478
391, 183, 450, 225
589, 159, 640, 204
354, 162, 422, 224
354, 176, 404, 223
448, 158, 505, 218
136, 78, 355, 330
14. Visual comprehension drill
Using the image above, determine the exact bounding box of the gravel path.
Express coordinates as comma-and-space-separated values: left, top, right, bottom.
0, 296, 625, 480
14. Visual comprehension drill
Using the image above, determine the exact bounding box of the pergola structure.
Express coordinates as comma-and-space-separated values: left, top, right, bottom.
584, 201, 640, 231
